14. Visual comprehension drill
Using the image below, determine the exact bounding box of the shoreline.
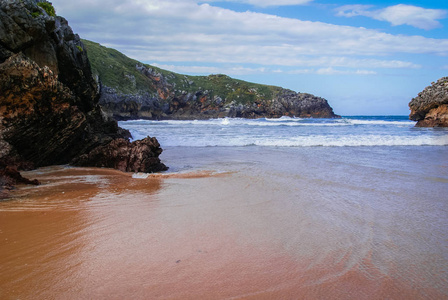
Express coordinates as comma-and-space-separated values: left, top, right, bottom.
0, 164, 231, 201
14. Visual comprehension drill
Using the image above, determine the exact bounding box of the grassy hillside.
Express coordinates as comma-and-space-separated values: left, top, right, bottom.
82, 40, 283, 104
82, 40, 153, 95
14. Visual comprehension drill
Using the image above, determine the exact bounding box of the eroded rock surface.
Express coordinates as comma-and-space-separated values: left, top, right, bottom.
73, 137, 167, 173
409, 77, 448, 127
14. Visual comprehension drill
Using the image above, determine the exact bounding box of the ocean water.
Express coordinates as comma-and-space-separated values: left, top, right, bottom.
120, 116, 448, 175
1, 116, 447, 299
121, 116, 448, 149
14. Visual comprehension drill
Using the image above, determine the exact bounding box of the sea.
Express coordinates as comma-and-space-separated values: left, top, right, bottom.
121, 115, 448, 172
1, 115, 447, 299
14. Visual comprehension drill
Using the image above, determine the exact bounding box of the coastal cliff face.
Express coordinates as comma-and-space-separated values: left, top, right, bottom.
409, 77, 448, 127
0, 0, 167, 197
83, 41, 338, 120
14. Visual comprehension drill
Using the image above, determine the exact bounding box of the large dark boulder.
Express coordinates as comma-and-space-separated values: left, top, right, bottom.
73, 137, 168, 173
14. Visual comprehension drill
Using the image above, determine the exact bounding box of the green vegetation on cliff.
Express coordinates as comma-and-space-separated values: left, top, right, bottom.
37, 2, 56, 17
82, 40, 282, 104
82, 40, 151, 94
82, 40, 337, 120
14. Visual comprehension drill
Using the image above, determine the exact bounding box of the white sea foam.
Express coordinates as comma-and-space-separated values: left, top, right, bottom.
138, 134, 448, 147
255, 135, 448, 147
265, 116, 303, 122
348, 120, 416, 126
123, 117, 415, 128
132, 172, 150, 179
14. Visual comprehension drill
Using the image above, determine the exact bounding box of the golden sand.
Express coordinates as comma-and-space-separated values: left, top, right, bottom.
0, 166, 445, 299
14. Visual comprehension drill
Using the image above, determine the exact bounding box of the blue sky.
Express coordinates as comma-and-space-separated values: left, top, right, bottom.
51, 0, 448, 115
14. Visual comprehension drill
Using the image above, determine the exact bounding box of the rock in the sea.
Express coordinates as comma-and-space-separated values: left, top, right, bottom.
0, 0, 167, 197
409, 77, 448, 127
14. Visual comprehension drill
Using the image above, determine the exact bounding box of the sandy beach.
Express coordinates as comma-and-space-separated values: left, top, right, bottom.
1, 144, 447, 299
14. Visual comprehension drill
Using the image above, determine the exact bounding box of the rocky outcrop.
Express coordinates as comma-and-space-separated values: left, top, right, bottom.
0, 0, 97, 112
0, 53, 126, 167
82, 41, 338, 120
409, 77, 448, 127
73, 137, 167, 173
0, 0, 167, 198
0, 165, 40, 199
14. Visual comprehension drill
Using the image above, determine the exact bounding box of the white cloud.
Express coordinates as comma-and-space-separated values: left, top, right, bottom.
336, 5, 373, 17
202, 0, 313, 7
151, 63, 267, 75
336, 4, 448, 30
151, 64, 221, 74
152, 63, 379, 76
52, 0, 448, 74
288, 67, 377, 75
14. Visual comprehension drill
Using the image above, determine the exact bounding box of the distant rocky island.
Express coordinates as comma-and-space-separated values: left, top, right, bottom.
409, 77, 448, 127
83, 40, 339, 120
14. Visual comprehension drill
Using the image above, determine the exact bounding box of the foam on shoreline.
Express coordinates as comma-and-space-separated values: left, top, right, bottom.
133, 170, 232, 179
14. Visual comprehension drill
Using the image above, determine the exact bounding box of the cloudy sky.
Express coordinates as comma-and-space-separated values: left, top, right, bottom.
51, 0, 448, 115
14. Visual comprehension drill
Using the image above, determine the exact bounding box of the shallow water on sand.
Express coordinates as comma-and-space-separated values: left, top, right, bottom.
1, 146, 447, 299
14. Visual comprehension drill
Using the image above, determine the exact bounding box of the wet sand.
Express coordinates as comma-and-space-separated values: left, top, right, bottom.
1, 146, 448, 300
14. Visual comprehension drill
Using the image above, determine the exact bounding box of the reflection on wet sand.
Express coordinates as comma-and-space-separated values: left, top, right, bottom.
0, 165, 446, 299
0, 166, 163, 299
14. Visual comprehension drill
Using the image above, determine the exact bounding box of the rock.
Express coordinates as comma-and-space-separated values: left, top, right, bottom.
409, 77, 448, 127
0, 163, 39, 200
0, 0, 167, 198
0, 165, 40, 186
72, 137, 168, 173
1, 53, 89, 167
0, 0, 97, 112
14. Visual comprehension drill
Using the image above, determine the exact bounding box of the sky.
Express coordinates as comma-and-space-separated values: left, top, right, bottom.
51, 0, 448, 115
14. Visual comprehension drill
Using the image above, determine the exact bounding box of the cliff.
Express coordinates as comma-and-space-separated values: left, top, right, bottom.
409, 77, 448, 127
0, 0, 167, 197
82, 40, 339, 120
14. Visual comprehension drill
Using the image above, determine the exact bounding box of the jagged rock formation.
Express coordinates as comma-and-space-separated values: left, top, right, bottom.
73, 137, 167, 173
0, 0, 167, 198
0, 53, 127, 167
409, 77, 448, 127
83, 40, 339, 120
